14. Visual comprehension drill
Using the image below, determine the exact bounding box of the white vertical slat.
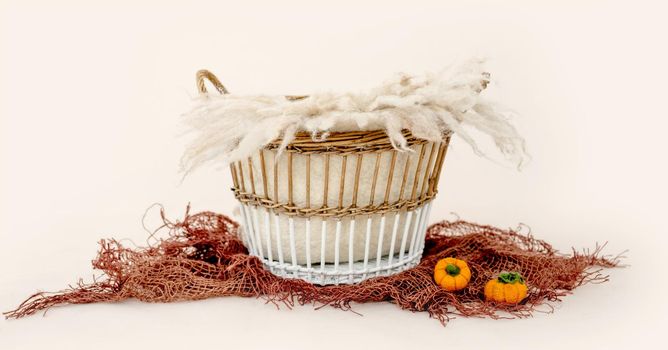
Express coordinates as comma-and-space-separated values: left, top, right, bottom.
273, 213, 284, 265
288, 217, 297, 267
334, 220, 342, 275
362, 216, 372, 279
320, 220, 327, 283
375, 215, 387, 275
305, 218, 312, 279
251, 206, 264, 259
239, 204, 250, 251
417, 202, 433, 254
413, 203, 429, 256
240, 204, 257, 256
386, 213, 401, 266
348, 218, 356, 283
398, 211, 413, 262
408, 207, 425, 259
263, 208, 273, 262
236, 205, 250, 250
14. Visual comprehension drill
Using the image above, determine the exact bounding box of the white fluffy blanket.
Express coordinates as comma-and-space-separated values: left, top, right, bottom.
181, 60, 527, 174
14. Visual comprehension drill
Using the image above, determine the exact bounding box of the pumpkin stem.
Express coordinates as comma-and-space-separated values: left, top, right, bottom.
498, 272, 525, 284
445, 264, 461, 276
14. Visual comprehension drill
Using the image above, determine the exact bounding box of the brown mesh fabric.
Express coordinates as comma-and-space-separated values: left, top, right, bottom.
4, 209, 621, 325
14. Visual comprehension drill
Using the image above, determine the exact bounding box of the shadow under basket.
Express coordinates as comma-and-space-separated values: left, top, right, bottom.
230, 130, 450, 285
196, 70, 451, 285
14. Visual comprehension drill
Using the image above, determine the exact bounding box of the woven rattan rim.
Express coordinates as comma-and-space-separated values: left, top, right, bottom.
197, 70, 451, 218
233, 190, 437, 218
266, 129, 452, 154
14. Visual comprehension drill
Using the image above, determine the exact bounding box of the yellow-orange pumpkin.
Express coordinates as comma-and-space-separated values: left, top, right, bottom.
434, 257, 471, 291
484, 272, 528, 304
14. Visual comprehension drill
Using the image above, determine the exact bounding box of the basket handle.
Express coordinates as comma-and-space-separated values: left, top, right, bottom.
195, 69, 308, 100
196, 69, 229, 95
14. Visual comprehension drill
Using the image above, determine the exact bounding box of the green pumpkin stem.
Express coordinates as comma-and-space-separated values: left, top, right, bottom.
445, 264, 461, 276
497, 272, 525, 284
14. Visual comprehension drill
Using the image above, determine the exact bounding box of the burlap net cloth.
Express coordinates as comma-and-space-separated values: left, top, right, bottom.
4, 207, 621, 325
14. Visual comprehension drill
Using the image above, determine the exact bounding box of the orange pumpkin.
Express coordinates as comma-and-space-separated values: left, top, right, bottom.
434, 257, 471, 291
484, 272, 528, 304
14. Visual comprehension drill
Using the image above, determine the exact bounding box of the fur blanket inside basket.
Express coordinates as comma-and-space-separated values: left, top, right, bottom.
181, 59, 528, 175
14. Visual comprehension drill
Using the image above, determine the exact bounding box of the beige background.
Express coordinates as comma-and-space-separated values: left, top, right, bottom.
1, 0, 666, 349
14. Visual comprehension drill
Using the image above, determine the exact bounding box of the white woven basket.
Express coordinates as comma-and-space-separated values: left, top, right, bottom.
196, 70, 450, 285
231, 135, 449, 285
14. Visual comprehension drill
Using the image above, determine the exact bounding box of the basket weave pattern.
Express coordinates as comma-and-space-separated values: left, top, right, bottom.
232, 131, 449, 284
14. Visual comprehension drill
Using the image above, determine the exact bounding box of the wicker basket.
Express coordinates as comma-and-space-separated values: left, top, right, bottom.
197, 70, 450, 285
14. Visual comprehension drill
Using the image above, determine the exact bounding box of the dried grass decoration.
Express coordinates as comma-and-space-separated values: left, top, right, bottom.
181, 60, 528, 285
4, 208, 621, 325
